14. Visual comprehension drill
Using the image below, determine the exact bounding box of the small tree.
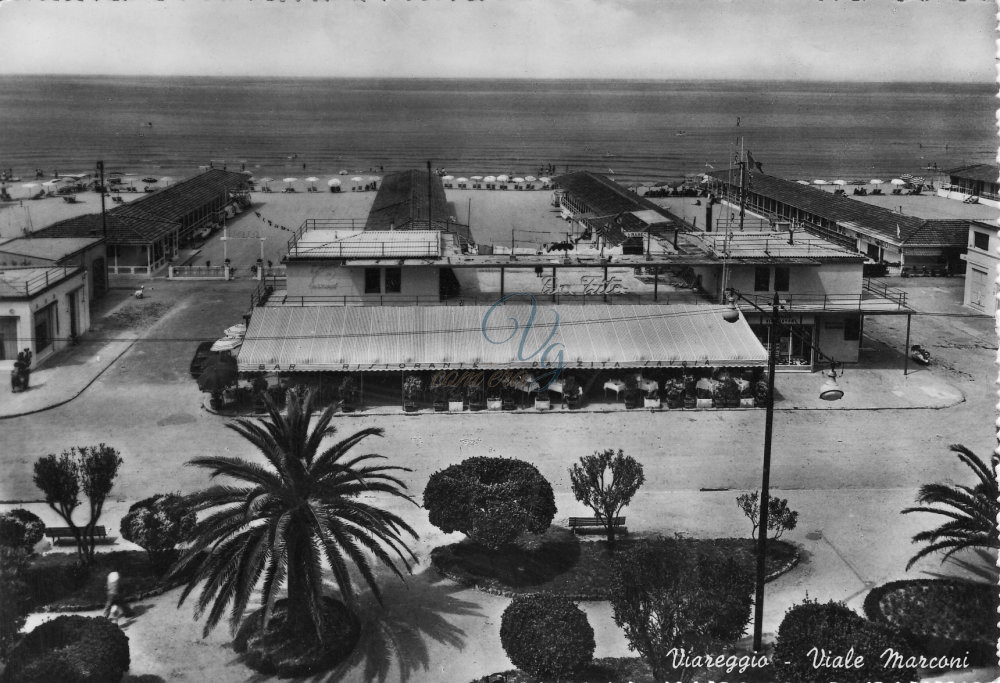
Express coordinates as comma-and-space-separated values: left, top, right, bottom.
0, 578, 31, 661
32, 445, 123, 565
120, 493, 196, 573
736, 490, 799, 541
569, 449, 644, 549
609, 537, 754, 682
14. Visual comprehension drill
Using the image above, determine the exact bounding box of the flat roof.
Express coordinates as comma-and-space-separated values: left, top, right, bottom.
946, 163, 999, 184
0, 237, 104, 263
238, 304, 768, 372
688, 231, 863, 261
0, 266, 81, 297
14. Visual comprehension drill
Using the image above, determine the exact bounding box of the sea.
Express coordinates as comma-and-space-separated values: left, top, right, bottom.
0, 76, 994, 183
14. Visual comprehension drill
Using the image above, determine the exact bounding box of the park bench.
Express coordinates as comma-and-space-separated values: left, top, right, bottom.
44, 525, 117, 546
568, 516, 628, 536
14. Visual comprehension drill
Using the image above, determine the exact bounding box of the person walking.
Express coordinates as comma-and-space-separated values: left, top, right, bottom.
103, 570, 132, 623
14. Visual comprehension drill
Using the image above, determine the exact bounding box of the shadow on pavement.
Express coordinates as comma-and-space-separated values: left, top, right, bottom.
242, 566, 482, 683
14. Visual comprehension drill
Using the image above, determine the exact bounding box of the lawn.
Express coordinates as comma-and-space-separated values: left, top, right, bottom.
23, 550, 167, 610
432, 526, 799, 600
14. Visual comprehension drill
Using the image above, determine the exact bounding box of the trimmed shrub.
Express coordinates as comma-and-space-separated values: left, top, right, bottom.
2, 614, 130, 683
423, 457, 556, 550
771, 599, 916, 683
119, 493, 196, 572
0, 509, 45, 551
500, 594, 595, 680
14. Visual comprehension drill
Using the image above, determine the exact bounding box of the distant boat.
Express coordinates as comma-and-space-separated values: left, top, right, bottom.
676, 130, 686, 136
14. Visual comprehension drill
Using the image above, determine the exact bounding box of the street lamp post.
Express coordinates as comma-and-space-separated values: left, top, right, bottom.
723, 289, 843, 652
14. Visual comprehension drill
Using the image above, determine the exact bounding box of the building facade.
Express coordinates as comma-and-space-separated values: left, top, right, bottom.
962, 220, 999, 315
0, 265, 90, 369
0, 237, 107, 302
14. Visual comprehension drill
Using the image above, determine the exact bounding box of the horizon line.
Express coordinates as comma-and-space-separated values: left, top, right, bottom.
0, 73, 993, 86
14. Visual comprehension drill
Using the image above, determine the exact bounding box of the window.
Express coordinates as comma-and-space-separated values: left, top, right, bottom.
753, 267, 770, 292
844, 316, 861, 341
364, 268, 381, 294
384, 268, 402, 293
866, 243, 880, 260
773, 267, 790, 292
973, 231, 990, 251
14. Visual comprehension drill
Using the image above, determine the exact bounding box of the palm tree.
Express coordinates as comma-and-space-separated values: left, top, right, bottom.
903, 444, 999, 570
169, 388, 419, 641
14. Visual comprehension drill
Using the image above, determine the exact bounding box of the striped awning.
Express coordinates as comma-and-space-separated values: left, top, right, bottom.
238, 304, 768, 373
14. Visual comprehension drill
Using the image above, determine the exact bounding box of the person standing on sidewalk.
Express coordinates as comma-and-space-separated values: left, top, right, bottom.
103, 570, 131, 623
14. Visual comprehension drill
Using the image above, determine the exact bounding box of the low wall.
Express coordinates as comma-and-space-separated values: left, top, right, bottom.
168, 265, 231, 280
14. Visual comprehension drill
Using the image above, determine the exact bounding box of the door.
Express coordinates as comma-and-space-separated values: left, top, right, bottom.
969, 268, 987, 310
91, 257, 107, 299
68, 289, 79, 339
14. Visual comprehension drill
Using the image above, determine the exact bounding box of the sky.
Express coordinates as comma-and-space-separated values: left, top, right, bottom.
0, 0, 995, 82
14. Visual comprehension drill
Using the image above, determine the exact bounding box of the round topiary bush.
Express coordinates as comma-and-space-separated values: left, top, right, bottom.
424, 457, 556, 550
500, 593, 595, 680
771, 599, 916, 683
0, 509, 45, 551
2, 614, 130, 683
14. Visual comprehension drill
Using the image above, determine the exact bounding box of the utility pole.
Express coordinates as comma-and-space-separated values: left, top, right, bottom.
97, 160, 107, 239
426, 160, 433, 227
739, 159, 747, 231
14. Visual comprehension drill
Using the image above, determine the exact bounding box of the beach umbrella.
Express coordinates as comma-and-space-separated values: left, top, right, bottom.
483, 176, 496, 183
442, 175, 454, 181
513, 177, 525, 183
539, 177, 551, 183
796, 180, 811, 185
283, 178, 298, 188
524, 176, 536, 182
210, 337, 242, 353
900, 173, 914, 181
223, 323, 247, 339
305, 176, 319, 183
350, 176, 363, 183
833, 180, 846, 186
456, 177, 468, 184
497, 174, 510, 183
813, 179, 828, 186
142, 177, 158, 184
367, 177, 378, 183
327, 178, 341, 187
890, 178, 906, 186
912, 176, 925, 185
870, 179, 884, 185
261, 177, 274, 183
339, 170, 348, 175
471, 175, 484, 181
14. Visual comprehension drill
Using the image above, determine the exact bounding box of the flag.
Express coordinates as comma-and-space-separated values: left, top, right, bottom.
896, 224, 901, 239
747, 151, 764, 173
736, 116, 741, 127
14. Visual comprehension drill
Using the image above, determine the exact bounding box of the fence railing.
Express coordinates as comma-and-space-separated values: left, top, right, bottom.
168, 265, 231, 280
250, 290, 710, 308
737, 288, 907, 312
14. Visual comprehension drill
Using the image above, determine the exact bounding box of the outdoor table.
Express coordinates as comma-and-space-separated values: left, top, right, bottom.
604, 379, 626, 399
548, 379, 565, 395
639, 379, 659, 393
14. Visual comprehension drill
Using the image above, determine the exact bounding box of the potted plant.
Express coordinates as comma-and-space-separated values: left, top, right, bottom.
467, 379, 486, 411
403, 375, 423, 412
534, 388, 551, 411
682, 374, 696, 409
643, 387, 661, 409
563, 374, 581, 409
501, 386, 517, 411
754, 378, 770, 407
10, 348, 32, 393
448, 385, 464, 412
431, 377, 449, 412
665, 379, 684, 409
339, 375, 358, 412
623, 377, 640, 409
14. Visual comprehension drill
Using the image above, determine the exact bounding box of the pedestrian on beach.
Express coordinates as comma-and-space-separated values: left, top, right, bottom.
103, 569, 132, 622
267, 260, 273, 269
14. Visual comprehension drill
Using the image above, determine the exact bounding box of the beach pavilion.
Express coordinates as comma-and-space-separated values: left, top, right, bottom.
33, 169, 251, 277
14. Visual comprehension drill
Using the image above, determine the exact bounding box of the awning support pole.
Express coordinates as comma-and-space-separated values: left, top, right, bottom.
654, 268, 658, 302
552, 267, 556, 303
903, 313, 911, 376
500, 267, 505, 299
603, 266, 608, 303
